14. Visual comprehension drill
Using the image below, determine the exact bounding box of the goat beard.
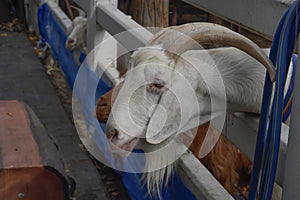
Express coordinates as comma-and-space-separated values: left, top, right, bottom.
140, 138, 183, 198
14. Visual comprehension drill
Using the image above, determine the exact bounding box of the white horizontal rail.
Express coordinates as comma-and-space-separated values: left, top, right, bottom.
48, 1, 71, 33
178, 152, 234, 200
225, 113, 289, 186
73, 0, 153, 49
96, 2, 153, 48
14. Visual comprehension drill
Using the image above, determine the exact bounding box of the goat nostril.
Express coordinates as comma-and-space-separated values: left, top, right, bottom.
67, 38, 75, 45
108, 128, 118, 142
97, 98, 108, 108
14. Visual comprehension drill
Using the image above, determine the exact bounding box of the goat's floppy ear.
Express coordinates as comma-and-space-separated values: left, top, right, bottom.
146, 104, 174, 144
146, 109, 224, 145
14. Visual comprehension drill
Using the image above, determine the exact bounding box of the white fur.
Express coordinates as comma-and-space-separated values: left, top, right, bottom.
138, 131, 191, 198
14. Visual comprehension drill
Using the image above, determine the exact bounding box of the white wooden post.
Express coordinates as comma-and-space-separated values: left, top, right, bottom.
87, 0, 97, 53
109, 0, 118, 7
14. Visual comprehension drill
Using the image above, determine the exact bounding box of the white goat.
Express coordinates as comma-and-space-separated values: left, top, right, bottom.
65, 14, 122, 84
65, 16, 88, 54
104, 23, 281, 196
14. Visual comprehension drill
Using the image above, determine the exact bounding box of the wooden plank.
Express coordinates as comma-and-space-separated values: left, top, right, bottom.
131, 0, 169, 27
118, 0, 131, 14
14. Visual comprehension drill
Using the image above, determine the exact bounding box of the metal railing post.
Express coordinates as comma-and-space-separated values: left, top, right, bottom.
87, 0, 97, 53
282, 39, 300, 200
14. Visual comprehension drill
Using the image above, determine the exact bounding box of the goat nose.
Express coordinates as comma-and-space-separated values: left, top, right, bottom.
97, 97, 108, 108
67, 38, 75, 45
66, 38, 76, 49
67, 38, 74, 43
108, 128, 118, 142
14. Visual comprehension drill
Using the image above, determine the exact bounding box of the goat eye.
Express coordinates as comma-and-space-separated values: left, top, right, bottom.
153, 83, 164, 89
147, 80, 165, 94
